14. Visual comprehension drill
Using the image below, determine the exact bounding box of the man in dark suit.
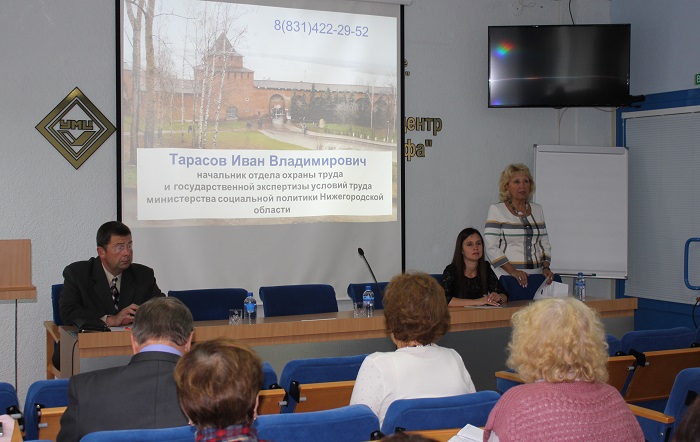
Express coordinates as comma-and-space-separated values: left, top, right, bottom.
59, 221, 163, 327
57, 297, 193, 442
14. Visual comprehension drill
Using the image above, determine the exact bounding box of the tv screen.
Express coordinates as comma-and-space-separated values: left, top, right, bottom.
488, 24, 631, 108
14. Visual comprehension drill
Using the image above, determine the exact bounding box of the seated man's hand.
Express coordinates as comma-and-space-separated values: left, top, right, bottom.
106, 304, 139, 326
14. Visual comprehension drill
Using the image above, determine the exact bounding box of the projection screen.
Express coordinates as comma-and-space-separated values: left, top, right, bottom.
118, 0, 403, 298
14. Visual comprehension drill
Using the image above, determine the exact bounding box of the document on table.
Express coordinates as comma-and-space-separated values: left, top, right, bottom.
448, 424, 484, 442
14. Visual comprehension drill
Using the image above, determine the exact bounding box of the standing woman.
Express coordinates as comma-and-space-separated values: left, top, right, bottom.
484, 164, 553, 287
442, 227, 507, 307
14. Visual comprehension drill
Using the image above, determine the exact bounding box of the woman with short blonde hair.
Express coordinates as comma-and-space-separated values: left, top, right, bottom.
483, 298, 644, 442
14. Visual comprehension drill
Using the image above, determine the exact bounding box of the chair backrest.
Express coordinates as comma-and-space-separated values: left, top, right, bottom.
256, 404, 379, 442
258, 284, 338, 317
346, 283, 387, 310
290, 380, 355, 413
79, 425, 196, 442
430, 274, 444, 285
380, 391, 501, 435
606, 334, 622, 356
51, 284, 64, 325
278, 354, 367, 413
498, 274, 563, 301
624, 347, 700, 404
632, 367, 700, 442
37, 406, 66, 441
262, 362, 278, 389
620, 327, 695, 354
167, 288, 248, 321
664, 367, 700, 425
23, 378, 69, 440
258, 388, 287, 415
0, 382, 19, 415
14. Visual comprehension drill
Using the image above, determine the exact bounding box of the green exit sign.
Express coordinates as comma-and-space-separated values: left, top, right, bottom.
696, 73, 700, 85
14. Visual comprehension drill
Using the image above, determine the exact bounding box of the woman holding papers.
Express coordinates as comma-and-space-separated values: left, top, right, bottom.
350, 272, 475, 426
483, 298, 644, 442
442, 227, 507, 306
484, 164, 554, 287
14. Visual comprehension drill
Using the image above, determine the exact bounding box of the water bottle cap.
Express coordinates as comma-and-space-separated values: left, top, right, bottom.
247, 292, 254, 297
577, 272, 584, 276
366, 285, 372, 290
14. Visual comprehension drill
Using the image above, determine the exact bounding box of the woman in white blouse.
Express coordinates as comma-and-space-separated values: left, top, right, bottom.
349, 272, 476, 425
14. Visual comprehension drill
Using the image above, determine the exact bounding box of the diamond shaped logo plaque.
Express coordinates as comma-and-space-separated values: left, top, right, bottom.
36, 87, 116, 169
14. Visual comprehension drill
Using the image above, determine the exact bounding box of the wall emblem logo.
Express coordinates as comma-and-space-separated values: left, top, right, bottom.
36, 87, 116, 169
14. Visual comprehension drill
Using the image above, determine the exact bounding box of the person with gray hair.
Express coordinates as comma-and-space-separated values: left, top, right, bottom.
57, 297, 194, 442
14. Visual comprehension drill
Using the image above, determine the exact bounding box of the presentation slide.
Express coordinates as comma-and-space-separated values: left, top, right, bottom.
119, 0, 403, 295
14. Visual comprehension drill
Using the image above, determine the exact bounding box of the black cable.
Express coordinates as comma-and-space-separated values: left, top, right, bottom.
569, 0, 575, 25
71, 338, 79, 376
693, 299, 699, 329
14, 300, 18, 390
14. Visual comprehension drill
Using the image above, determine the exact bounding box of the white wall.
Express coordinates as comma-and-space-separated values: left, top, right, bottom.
0, 0, 619, 403
611, 0, 700, 96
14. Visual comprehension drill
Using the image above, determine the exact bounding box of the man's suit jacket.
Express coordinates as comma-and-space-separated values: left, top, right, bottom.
56, 351, 188, 442
59, 256, 163, 325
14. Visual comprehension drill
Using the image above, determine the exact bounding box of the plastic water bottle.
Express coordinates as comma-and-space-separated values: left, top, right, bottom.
243, 292, 257, 323
362, 286, 375, 317
574, 273, 586, 301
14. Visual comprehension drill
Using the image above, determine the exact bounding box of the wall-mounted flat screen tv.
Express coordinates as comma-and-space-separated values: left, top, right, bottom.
488, 24, 631, 108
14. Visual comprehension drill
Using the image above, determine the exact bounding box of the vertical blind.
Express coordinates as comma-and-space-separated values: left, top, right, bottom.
624, 109, 700, 303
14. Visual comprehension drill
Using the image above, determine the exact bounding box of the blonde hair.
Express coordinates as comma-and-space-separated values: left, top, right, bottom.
498, 164, 535, 202
507, 297, 609, 383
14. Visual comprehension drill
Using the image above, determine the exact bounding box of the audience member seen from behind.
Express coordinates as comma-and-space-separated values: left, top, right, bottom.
672, 396, 700, 442
483, 164, 554, 288
350, 272, 476, 426
442, 227, 508, 306
483, 297, 644, 442
175, 338, 264, 442
60, 220, 164, 327
57, 297, 193, 442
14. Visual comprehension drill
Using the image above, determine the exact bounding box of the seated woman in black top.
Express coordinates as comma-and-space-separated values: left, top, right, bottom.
442, 227, 507, 307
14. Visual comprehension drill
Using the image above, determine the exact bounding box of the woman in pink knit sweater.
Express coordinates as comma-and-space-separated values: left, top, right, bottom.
483, 297, 644, 442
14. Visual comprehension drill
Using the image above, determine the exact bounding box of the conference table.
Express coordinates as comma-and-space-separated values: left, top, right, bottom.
58, 296, 637, 388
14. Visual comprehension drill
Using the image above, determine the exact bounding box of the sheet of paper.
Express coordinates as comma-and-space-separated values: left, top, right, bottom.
533, 280, 568, 299
449, 424, 484, 442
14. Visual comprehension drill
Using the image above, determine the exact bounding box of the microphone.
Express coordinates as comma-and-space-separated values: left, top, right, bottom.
357, 248, 382, 296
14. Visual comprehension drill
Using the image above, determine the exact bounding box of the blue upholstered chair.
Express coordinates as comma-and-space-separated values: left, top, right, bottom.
278, 354, 367, 413
498, 273, 563, 302
430, 273, 444, 285
23, 378, 69, 440
606, 334, 622, 356
0, 382, 19, 417
633, 367, 700, 442
256, 404, 379, 442
51, 284, 64, 326
262, 362, 279, 390
258, 284, 338, 317
619, 327, 695, 355
380, 391, 501, 435
79, 425, 196, 442
346, 283, 387, 310
167, 288, 248, 321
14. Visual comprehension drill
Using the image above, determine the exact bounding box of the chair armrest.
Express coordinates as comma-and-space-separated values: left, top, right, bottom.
627, 404, 674, 424
44, 321, 60, 343
495, 371, 524, 383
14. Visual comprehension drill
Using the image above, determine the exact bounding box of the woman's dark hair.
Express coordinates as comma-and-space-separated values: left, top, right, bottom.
450, 227, 489, 296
